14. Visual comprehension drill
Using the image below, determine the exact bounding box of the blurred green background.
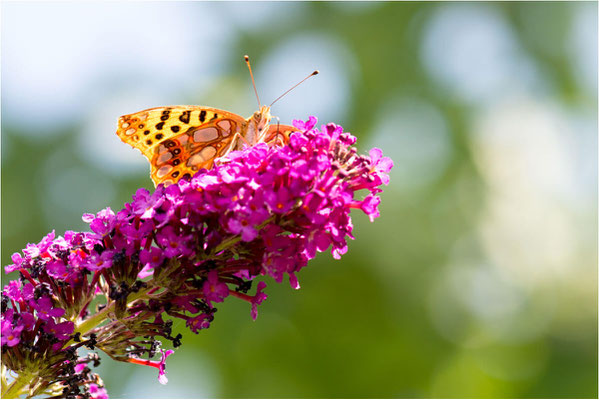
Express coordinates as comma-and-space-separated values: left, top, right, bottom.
2, 1, 597, 398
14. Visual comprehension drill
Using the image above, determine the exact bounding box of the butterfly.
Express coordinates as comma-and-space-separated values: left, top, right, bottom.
116, 56, 318, 187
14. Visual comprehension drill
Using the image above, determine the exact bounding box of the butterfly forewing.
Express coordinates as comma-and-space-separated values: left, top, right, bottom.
117, 106, 247, 186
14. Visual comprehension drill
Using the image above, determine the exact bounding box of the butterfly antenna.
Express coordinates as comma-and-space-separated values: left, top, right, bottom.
244, 55, 261, 107
269, 70, 319, 107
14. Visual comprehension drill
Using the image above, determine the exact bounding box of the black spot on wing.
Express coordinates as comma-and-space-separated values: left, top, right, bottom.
179, 111, 191, 124
199, 110, 206, 122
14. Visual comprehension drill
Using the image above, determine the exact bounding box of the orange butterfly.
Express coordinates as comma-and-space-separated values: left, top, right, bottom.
116, 56, 318, 187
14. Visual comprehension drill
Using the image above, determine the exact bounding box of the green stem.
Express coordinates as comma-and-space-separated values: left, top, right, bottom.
66, 286, 152, 347
2, 371, 31, 398
213, 236, 242, 254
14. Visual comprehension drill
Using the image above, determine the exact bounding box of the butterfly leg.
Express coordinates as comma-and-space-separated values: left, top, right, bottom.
274, 135, 285, 146
258, 117, 280, 144
223, 131, 251, 157
266, 133, 285, 147
273, 118, 281, 144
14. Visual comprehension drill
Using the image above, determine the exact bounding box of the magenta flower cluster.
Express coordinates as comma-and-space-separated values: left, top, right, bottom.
1, 117, 392, 398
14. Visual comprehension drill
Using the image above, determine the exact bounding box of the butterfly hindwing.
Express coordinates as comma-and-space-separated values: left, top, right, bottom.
264, 124, 298, 146
117, 106, 247, 186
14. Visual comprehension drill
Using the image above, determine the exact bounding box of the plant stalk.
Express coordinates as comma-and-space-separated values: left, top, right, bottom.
2, 371, 31, 399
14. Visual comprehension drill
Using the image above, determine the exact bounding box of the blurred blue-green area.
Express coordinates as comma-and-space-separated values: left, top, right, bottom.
2, 2, 597, 398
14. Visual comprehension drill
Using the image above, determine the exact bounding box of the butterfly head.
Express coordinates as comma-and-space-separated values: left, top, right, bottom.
253, 105, 272, 132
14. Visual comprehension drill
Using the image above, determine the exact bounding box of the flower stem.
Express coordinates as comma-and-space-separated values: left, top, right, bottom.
213, 236, 242, 254
67, 286, 153, 346
2, 371, 31, 398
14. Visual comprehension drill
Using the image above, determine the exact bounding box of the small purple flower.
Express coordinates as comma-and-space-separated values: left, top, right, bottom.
250, 282, 268, 321
129, 187, 165, 219
88, 384, 109, 399
22, 283, 35, 301
84, 207, 117, 238
164, 183, 185, 209
358, 194, 381, 222
137, 265, 154, 279
31, 297, 65, 321
1, 312, 23, 347
203, 270, 229, 303
3, 281, 34, 302
3, 281, 23, 301
22, 243, 41, 259
82, 250, 115, 271
304, 231, 332, 259
19, 312, 35, 330
288, 272, 301, 290
125, 348, 174, 385
263, 254, 295, 283
369, 147, 393, 185
292, 115, 317, 131
120, 219, 155, 242
186, 313, 212, 333
139, 247, 165, 270
1, 325, 23, 347
46, 259, 70, 280
5, 252, 24, 273
156, 226, 193, 258
172, 295, 200, 314
227, 214, 259, 242
43, 319, 75, 341
265, 187, 294, 214
75, 363, 87, 374
157, 349, 175, 384
37, 230, 57, 255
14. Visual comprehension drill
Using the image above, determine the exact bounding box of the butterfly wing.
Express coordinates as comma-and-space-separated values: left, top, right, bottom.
116, 106, 247, 186
264, 124, 298, 146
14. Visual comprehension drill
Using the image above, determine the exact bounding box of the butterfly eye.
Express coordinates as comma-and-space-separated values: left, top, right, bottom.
253, 111, 261, 119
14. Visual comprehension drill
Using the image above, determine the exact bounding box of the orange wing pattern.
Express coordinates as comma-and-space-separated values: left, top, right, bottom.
117, 106, 247, 186
264, 124, 298, 146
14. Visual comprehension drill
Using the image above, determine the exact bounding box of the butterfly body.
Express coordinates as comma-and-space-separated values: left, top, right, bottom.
116, 105, 295, 186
